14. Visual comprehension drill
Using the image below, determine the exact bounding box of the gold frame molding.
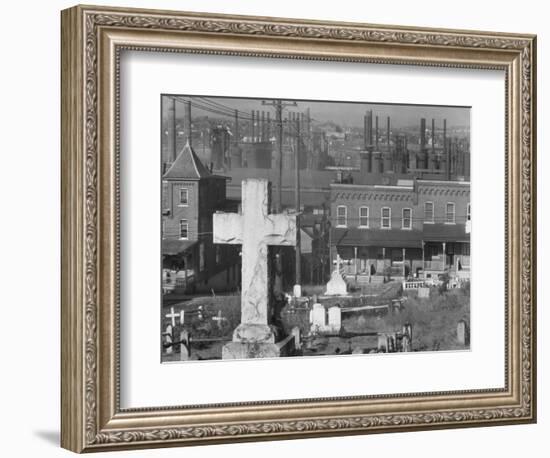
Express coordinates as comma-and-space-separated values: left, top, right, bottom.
61, 4, 537, 453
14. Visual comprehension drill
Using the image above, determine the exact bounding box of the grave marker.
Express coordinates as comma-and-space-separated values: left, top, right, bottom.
457, 319, 470, 346
179, 329, 190, 361
418, 287, 430, 298
165, 307, 181, 327
163, 325, 173, 355
291, 326, 301, 350
214, 179, 297, 359
327, 306, 342, 333
325, 254, 347, 296
310, 303, 326, 333
212, 310, 226, 330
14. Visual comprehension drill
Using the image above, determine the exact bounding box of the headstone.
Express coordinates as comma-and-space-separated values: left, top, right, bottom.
352, 346, 363, 354
457, 319, 470, 346
325, 255, 347, 296
401, 335, 411, 352
327, 306, 342, 333
163, 325, 173, 355
377, 333, 387, 352
310, 303, 326, 333
418, 287, 430, 298
387, 334, 396, 353
179, 329, 190, 361
402, 323, 413, 344
214, 179, 297, 359
291, 326, 301, 350
293, 284, 302, 298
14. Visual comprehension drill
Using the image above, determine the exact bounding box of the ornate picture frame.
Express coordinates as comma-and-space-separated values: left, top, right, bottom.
61, 4, 536, 453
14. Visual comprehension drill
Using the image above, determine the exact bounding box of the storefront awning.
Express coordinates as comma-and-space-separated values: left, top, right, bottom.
162, 239, 197, 256
422, 223, 470, 243
331, 228, 423, 248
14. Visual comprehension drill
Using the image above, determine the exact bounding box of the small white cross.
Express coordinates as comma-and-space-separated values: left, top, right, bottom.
212, 310, 226, 328
165, 307, 182, 327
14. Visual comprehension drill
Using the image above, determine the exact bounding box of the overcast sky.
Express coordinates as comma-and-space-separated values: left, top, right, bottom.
167, 95, 470, 130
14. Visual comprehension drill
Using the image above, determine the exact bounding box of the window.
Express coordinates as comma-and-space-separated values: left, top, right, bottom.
179, 219, 189, 239
179, 187, 189, 205
336, 205, 347, 227
446, 202, 456, 224
381, 207, 391, 229
424, 201, 434, 223
467, 203, 471, 221
402, 208, 412, 229
359, 207, 369, 228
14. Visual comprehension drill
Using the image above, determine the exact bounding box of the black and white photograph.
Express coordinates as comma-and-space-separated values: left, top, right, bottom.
160, 95, 471, 362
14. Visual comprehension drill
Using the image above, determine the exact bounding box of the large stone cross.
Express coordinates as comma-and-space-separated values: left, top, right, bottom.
213, 179, 296, 358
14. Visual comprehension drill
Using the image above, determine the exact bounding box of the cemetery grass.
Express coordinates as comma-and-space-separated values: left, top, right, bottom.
343, 286, 470, 352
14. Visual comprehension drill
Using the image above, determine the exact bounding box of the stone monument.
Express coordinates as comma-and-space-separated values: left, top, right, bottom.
325, 254, 348, 296
213, 179, 297, 359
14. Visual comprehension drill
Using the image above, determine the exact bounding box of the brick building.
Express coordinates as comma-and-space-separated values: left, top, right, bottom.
330, 178, 470, 283
162, 141, 241, 293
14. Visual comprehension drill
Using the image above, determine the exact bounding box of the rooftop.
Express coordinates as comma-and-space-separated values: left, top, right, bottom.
163, 141, 212, 180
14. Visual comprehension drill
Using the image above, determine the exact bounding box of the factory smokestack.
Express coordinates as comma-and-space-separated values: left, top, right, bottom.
444, 119, 450, 180
375, 115, 379, 150
364, 110, 373, 149
420, 118, 427, 169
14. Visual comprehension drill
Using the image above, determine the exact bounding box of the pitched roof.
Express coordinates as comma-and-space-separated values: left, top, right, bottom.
163, 141, 211, 180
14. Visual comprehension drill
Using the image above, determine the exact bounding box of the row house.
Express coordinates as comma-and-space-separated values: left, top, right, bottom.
330, 179, 470, 283
162, 141, 241, 294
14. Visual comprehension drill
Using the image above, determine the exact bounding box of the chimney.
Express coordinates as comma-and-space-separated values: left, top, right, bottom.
185, 100, 192, 148
386, 116, 391, 150
444, 119, 450, 180
363, 114, 367, 149
368, 110, 373, 147
256, 110, 261, 142
420, 118, 426, 168
364, 110, 373, 149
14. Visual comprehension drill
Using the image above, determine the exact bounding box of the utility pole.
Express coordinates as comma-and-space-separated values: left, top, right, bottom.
261, 99, 298, 298
169, 97, 177, 163
234, 109, 239, 141
295, 116, 302, 287
261, 99, 297, 212
185, 100, 192, 147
